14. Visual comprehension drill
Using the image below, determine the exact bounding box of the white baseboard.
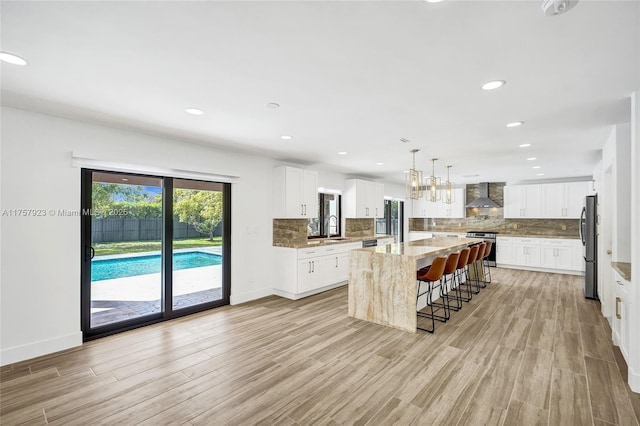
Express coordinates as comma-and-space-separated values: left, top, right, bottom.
497, 264, 583, 276
230, 287, 274, 305
273, 282, 347, 301
629, 365, 640, 393
0, 332, 82, 366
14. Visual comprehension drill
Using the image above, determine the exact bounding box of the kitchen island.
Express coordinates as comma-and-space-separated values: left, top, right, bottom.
348, 237, 480, 333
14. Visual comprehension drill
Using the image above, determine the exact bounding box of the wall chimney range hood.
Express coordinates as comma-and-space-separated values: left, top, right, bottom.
466, 182, 501, 208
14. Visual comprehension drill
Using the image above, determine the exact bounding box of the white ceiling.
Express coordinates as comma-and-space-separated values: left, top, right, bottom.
1, 1, 638, 185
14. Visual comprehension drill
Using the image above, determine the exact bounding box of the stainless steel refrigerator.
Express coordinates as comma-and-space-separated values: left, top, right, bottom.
580, 195, 598, 299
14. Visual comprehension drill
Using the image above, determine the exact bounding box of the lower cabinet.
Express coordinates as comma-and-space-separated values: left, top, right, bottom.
274, 242, 362, 299
613, 271, 630, 359
497, 236, 583, 274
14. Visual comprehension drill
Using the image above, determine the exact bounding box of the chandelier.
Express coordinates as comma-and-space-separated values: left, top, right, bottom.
444, 165, 455, 204
426, 158, 441, 202
405, 149, 423, 200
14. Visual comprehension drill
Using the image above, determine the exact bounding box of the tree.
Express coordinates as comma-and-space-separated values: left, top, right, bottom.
173, 189, 223, 240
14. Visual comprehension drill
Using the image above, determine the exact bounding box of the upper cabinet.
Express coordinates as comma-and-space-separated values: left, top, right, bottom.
504, 185, 541, 218
410, 187, 465, 219
273, 166, 319, 219
541, 182, 590, 219
504, 181, 588, 219
344, 179, 384, 218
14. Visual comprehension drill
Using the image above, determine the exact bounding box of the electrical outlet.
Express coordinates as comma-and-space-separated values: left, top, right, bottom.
513, 224, 518, 230
562, 224, 567, 230
458, 222, 462, 227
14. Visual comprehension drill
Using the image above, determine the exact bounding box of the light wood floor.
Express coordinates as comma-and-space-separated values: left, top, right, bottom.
2, 268, 640, 425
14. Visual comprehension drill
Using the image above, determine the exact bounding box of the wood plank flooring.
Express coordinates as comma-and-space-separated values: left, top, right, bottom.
2, 268, 639, 425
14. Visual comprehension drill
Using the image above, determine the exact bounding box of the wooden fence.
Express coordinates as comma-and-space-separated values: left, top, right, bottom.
91, 218, 220, 242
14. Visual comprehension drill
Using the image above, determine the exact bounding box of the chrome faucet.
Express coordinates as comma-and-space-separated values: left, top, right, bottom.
325, 214, 338, 239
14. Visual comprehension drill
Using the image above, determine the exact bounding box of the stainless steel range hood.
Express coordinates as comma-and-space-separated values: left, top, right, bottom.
465, 182, 501, 208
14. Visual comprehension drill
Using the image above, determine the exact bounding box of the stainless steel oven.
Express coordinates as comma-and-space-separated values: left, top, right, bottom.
466, 231, 497, 266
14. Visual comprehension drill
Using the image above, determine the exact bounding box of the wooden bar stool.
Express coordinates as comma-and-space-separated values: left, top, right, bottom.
455, 248, 472, 302
482, 240, 493, 284
416, 256, 447, 333
432, 252, 461, 316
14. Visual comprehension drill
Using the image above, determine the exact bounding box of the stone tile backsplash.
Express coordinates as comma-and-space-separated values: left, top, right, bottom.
409, 182, 580, 238
345, 218, 375, 238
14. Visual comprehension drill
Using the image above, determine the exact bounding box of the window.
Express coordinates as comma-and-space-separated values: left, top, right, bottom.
308, 193, 341, 238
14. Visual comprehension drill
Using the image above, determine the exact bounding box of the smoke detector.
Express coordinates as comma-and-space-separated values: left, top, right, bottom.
541, 0, 578, 16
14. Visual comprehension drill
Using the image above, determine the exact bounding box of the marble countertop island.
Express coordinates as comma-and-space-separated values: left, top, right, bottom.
348, 237, 480, 333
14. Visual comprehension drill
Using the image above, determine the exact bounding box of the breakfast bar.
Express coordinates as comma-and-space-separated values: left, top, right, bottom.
348, 237, 480, 333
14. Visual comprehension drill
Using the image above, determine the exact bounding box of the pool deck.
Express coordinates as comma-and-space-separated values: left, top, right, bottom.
90, 247, 224, 327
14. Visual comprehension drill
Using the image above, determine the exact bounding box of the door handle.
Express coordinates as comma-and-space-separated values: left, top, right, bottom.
607, 250, 612, 255
85, 245, 95, 261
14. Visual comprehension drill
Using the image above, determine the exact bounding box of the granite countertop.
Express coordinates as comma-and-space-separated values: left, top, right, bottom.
274, 234, 394, 249
354, 237, 477, 261
612, 262, 632, 281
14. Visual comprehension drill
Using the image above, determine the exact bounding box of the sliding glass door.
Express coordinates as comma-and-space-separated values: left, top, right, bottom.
81, 170, 231, 340
171, 179, 225, 310
376, 200, 404, 242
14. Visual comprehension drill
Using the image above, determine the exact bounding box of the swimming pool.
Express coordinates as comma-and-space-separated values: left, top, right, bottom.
92, 252, 222, 281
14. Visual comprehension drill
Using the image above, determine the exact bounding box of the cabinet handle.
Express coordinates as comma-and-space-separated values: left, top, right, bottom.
617, 280, 624, 286
616, 297, 621, 319
308, 261, 312, 273
311, 261, 315, 273
336, 256, 338, 268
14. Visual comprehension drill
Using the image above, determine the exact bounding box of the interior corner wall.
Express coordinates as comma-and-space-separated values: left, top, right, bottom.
628, 91, 640, 392
0, 107, 276, 365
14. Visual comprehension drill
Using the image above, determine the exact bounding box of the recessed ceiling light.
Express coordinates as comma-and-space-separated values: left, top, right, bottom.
519, 143, 531, 148
506, 121, 524, 128
338, 151, 348, 155
425, 0, 444, 3
0, 51, 28, 66
185, 108, 204, 115
527, 157, 537, 161
481, 80, 506, 90
537, 173, 545, 176
122, 178, 129, 182
376, 162, 384, 165
280, 135, 293, 140
266, 102, 280, 109
532, 166, 541, 169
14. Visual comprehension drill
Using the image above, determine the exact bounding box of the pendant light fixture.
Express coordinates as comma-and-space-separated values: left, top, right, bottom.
405, 149, 424, 200
426, 158, 441, 202
444, 165, 455, 204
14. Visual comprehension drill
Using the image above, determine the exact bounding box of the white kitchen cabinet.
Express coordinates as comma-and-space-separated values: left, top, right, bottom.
504, 185, 542, 218
410, 187, 465, 219
512, 238, 542, 267
499, 236, 583, 274
408, 232, 433, 241
344, 179, 384, 219
496, 236, 514, 265
436, 188, 466, 218
273, 166, 319, 219
612, 270, 630, 360
540, 239, 574, 270
273, 242, 362, 299
541, 182, 589, 219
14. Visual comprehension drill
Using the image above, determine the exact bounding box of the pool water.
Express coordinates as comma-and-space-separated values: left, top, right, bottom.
92, 252, 222, 281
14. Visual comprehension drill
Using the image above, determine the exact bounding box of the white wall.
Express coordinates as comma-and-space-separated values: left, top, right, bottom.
628, 90, 640, 392
0, 107, 407, 365
0, 107, 278, 364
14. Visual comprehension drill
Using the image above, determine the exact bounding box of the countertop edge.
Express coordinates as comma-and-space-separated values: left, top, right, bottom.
274, 235, 394, 249
612, 262, 632, 281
